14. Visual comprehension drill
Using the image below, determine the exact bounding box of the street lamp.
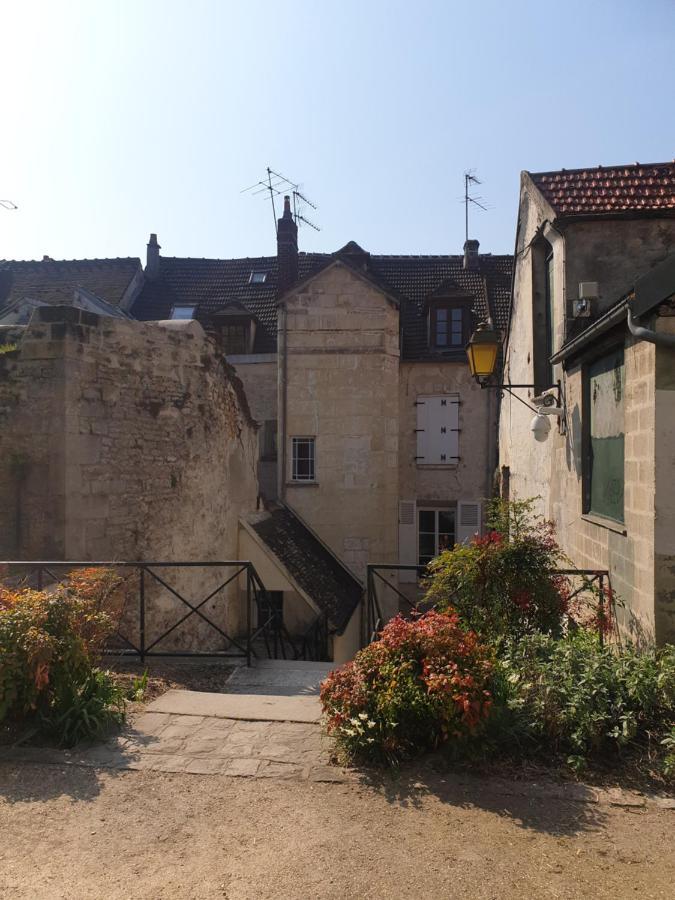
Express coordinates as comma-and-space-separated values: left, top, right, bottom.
465, 320, 561, 411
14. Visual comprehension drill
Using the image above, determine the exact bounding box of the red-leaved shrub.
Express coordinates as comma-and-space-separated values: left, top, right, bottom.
320, 610, 493, 765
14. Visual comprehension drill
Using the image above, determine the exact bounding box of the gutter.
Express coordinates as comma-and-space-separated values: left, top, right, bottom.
550, 298, 628, 364
627, 307, 675, 347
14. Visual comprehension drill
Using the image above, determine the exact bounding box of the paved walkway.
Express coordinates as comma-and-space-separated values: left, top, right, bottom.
8, 659, 354, 782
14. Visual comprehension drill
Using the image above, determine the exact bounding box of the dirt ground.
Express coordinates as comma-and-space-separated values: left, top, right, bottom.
0, 762, 673, 900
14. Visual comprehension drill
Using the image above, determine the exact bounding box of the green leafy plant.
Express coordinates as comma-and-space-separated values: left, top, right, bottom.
495, 631, 675, 774
423, 498, 574, 642
0, 568, 127, 746
320, 611, 493, 766
126, 669, 149, 702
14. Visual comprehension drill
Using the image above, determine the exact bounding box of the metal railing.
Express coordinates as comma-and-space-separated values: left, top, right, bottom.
366, 563, 614, 645
1, 559, 332, 664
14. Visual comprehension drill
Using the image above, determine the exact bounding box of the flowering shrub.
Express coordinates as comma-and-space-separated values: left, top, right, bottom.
423, 498, 572, 641
0, 568, 125, 745
495, 631, 675, 775
320, 611, 493, 765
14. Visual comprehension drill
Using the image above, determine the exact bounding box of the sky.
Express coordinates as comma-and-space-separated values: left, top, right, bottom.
1, 0, 674, 263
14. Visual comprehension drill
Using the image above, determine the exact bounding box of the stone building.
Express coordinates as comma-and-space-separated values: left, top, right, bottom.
498, 161, 675, 644
132, 199, 513, 649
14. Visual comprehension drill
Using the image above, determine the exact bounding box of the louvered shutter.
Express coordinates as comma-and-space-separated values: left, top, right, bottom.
456, 501, 481, 545
398, 500, 417, 583
416, 396, 459, 465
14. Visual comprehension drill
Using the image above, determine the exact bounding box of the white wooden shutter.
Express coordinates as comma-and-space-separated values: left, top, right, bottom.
456, 501, 481, 545
398, 499, 417, 582
416, 396, 459, 465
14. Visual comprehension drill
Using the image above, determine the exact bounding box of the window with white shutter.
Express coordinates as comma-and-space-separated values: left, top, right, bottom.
415, 395, 459, 465
456, 501, 482, 544
398, 500, 417, 583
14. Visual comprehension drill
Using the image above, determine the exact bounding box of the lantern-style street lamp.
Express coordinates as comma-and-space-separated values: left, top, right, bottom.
465, 320, 561, 411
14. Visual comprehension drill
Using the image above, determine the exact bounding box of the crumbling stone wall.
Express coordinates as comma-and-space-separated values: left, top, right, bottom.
0, 308, 259, 649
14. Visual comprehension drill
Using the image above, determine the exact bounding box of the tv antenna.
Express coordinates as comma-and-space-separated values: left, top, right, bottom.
241, 167, 320, 236
462, 170, 489, 243
0, 200, 18, 210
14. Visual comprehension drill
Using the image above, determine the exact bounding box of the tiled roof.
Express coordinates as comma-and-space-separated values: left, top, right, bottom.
529, 161, 675, 218
247, 505, 363, 633
0, 257, 142, 309
132, 251, 513, 358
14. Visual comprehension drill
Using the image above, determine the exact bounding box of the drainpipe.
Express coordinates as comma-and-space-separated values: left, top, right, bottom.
277, 304, 288, 501
627, 307, 675, 347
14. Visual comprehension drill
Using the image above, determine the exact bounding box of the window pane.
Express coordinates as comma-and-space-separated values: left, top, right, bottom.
292, 438, 315, 481
172, 306, 195, 320
438, 509, 455, 534
222, 325, 248, 355
588, 351, 625, 522
418, 510, 435, 533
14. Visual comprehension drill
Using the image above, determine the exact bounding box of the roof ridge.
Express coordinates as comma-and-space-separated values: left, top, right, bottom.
529, 160, 674, 179
1, 257, 141, 265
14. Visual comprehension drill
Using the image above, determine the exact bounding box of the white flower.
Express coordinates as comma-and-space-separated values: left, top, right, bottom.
367, 720, 376, 728
344, 728, 356, 737
367, 737, 375, 744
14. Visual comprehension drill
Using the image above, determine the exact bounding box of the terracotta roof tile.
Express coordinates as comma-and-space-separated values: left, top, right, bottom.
529, 161, 675, 218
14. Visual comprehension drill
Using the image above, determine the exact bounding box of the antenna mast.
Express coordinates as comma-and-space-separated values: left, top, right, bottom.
463, 170, 488, 243
242, 167, 320, 237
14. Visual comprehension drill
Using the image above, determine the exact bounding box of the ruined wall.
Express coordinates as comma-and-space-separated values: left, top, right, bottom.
0, 308, 259, 649
654, 314, 675, 643
281, 263, 400, 584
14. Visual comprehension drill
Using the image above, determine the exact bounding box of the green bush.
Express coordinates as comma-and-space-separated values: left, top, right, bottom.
494, 632, 675, 774
0, 568, 126, 745
320, 611, 493, 766
424, 498, 585, 642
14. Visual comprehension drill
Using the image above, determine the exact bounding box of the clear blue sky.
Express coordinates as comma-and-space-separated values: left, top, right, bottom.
2, 0, 673, 263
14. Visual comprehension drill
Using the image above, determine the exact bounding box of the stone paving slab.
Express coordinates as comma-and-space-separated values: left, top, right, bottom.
146, 689, 322, 723
225, 660, 333, 696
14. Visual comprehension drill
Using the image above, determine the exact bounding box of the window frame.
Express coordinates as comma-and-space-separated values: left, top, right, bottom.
249, 271, 268, 285
430, 302, 470, 351
417, 506, 456, 567
290, 436, 316, 483
170, 304, 196, 320
220, 323, 250, 355
582, 344, 626, 526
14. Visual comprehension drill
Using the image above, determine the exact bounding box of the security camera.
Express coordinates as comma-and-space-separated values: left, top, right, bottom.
533, 388, 559, 407
536, 405, 564, 418
530, 413, 551, 441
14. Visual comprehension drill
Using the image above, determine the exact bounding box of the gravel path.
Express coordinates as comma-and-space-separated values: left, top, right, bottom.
1, 762, 673, 899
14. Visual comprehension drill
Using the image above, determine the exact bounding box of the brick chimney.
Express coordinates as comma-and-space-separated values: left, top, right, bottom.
146, 233, 161, 280
276, 196, 298, 298
463, 239, 480, 270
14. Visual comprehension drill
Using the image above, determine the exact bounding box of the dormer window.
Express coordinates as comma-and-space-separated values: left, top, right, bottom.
171, 305, 196, 320
430, 303, 469, 350
221, 323, 250, 355
249, 271, 267, 285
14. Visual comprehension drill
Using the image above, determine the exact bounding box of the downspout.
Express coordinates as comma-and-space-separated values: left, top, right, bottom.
277, 303, 288, 501
627, 307, 675, 347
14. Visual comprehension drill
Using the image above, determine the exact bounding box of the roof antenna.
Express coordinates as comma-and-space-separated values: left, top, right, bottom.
0, 200, 18, 210
462, 170, 490, 243
242, 167, 320, 236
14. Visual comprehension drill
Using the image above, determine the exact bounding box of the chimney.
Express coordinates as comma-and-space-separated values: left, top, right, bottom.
276, 196, 298, 298
463, 239, 480, 270
146, 233, 161, 280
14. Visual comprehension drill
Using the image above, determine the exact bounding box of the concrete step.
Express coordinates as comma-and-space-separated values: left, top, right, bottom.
146, 689, 321, 724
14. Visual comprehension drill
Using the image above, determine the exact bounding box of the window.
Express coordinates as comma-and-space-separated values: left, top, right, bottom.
415, 395, 460, 465
249, 271, 267, 284
431, 304, 467, 349
221, 324, 249, 355
418, 508, 455, 567
584, 348, 625, 524
291, 437, 315, 482
171, 305, 196, 320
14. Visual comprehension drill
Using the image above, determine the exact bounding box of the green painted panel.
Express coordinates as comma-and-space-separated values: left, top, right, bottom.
589, 350, 625, 523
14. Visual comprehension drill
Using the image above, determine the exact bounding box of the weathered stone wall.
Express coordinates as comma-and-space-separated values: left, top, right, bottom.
654, 314, 675, 642
500, 176, 675, 643
281, 263, 400, 589
0, 308, 259, 649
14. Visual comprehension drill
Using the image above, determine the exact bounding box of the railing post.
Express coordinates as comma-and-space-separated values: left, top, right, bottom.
598, 574, 605, 648
139, 567, 146, 664
246, 565, 252, 667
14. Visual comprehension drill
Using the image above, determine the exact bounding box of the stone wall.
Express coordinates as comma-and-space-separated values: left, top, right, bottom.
281, 263, 400, 593
500, 176, 675, 643
0, 308, 259, 649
